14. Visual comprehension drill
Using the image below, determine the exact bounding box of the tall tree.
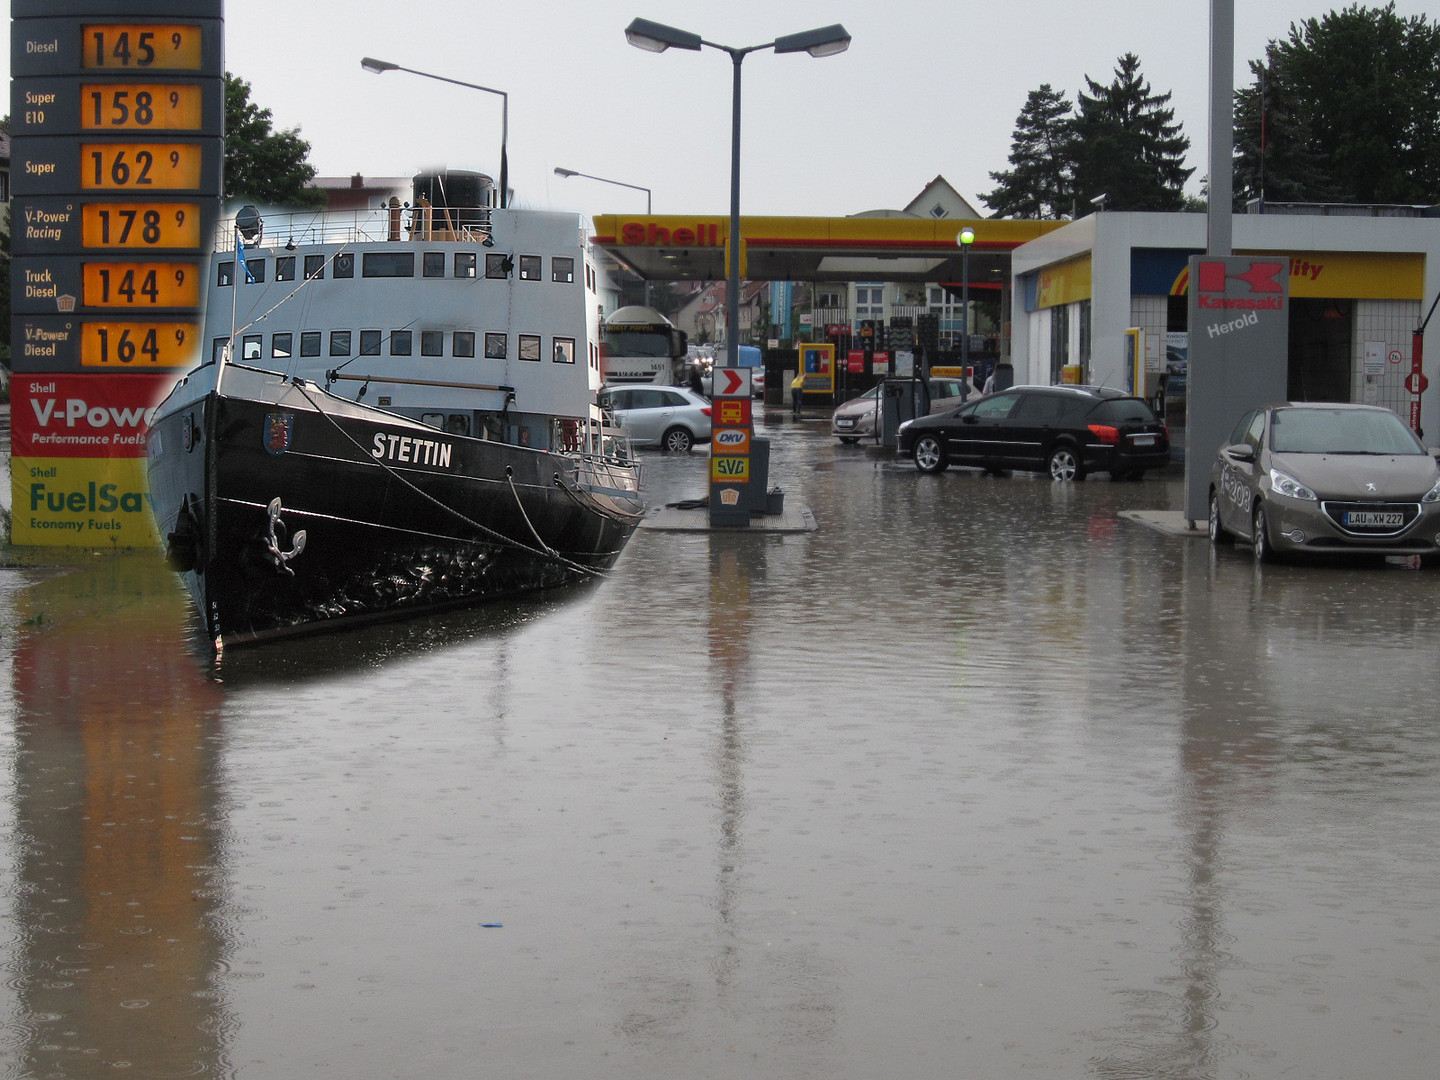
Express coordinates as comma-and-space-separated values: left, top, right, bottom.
1235, 4, 1440, 206
223, 73, 326, 208
983, 84, 1076, 219
1071, 53, 1193, 212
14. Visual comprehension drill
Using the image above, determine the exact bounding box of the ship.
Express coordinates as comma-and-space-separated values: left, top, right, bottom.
146, 171, 644, 649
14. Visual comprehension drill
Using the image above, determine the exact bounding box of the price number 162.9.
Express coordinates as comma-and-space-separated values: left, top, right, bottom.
83, 143, 202, 190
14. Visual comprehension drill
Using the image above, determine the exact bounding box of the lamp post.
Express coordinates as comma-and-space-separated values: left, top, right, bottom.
624, 17, 850, 369
553, 168, 652, 214
361, 57, 508, 209
957, 227, 975, 372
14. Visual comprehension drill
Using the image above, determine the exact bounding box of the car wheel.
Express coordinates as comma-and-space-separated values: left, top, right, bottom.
1252, 502, 1278, 563
1208, 489, 1234, 546
661, 426, 694, 453
838, 436, 860, 445
1047, 445, 1085, 481
913, 434, 948, 474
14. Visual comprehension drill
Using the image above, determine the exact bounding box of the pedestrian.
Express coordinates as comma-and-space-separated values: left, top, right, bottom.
790, 371, 805, 418
982, 367, 995, 395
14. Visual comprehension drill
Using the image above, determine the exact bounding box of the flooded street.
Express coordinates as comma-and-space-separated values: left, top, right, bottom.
3, 410, 1439, 1079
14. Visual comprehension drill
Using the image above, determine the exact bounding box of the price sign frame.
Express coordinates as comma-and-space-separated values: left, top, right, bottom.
10, 1, 223, 544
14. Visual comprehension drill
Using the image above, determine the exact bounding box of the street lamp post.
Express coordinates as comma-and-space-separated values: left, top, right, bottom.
957, 227, 975, 372
624, 17, 849, 370
553, 168, 652, 214
361, 57, 509, 209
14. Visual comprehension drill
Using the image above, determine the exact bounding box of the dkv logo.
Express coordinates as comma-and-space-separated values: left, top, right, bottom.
715, 429, 748, 447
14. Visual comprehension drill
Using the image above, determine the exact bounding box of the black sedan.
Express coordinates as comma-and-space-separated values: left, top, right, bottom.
897, 385, 1170, 480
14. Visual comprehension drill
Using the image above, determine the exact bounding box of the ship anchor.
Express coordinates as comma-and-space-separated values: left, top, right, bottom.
263, 497, 307, 575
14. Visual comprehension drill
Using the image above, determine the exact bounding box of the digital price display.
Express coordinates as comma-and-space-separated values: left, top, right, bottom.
83, 83, 204, 130
81, 24, 204, 70
82, 202, 203, 250
82, 261, 199, 309
82, 142, 203, 190
81, 320, 198, 368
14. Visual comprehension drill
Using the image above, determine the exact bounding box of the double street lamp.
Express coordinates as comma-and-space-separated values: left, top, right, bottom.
361, 57, 509, 209
624, 17, 850, 368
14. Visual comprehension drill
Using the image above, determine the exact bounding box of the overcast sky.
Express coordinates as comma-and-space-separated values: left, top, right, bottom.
8, 1, 1435, 222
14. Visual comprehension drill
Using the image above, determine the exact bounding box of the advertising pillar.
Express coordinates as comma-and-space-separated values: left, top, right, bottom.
1184, 256, 1290, 521
9, 0, 224, 546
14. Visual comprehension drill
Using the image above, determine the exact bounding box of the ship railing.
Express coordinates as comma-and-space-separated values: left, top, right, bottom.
214, 202, 494, 252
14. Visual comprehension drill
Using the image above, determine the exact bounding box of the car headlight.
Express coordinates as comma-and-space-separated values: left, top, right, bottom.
1269, 468, 1317, 501
1423, 476, 1440, 504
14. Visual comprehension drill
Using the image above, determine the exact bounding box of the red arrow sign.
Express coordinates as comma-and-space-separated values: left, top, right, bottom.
716, 368, 748, 396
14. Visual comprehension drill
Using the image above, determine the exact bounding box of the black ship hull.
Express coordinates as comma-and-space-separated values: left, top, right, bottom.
147, 365, 642, 648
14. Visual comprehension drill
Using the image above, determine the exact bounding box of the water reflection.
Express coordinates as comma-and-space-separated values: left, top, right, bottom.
3, 555, 228, 1078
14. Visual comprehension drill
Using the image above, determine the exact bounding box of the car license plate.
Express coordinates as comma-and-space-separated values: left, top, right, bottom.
1131, 434, 1155, 446
836, 418, 855, 429
1345, 511, 1403, 527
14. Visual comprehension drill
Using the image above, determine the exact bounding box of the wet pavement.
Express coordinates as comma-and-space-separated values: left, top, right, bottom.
2, 410, 1439, 1079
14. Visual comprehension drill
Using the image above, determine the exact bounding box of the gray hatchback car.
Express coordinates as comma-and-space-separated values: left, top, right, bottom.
1208, 402, 1440, 562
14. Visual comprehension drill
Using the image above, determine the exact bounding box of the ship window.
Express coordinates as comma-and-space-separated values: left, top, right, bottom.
519, 334, 541, 362
276, 256, 296, 282
242, 334, 262, 361
455, 252, 476, 278
552, 337, 576, 364
211, 337, 228, 362
420, 412, 444, 429
485, 253, 510, 279
333, 252, 355, 278
421, 330, 444, 356
363, 251, 415, 277
423, 252, 445, 278
272, 332, 292, 358
552, 257, 575, 283
330, 330, 351, 356
484, 332, 506, 359
454, 331, 475, 358
360, 330, 382, 355
304, 254, 325, 280
390, 330, 412, 356
446, 414, 471, 436
519, 255, 541, 281
217, 261, 234, 287
245, 259, 267, 283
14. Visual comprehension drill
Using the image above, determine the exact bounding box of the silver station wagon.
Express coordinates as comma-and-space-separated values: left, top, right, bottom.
1208, 402, 1440, 563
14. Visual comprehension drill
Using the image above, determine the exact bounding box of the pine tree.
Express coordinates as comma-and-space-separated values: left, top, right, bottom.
1071, 53, 1193, 212
982, 84, 1076, 219
1233, 55, 1340, 207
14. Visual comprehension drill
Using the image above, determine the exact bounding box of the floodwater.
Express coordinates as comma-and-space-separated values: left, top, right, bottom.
2, 412, 1439, 1079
